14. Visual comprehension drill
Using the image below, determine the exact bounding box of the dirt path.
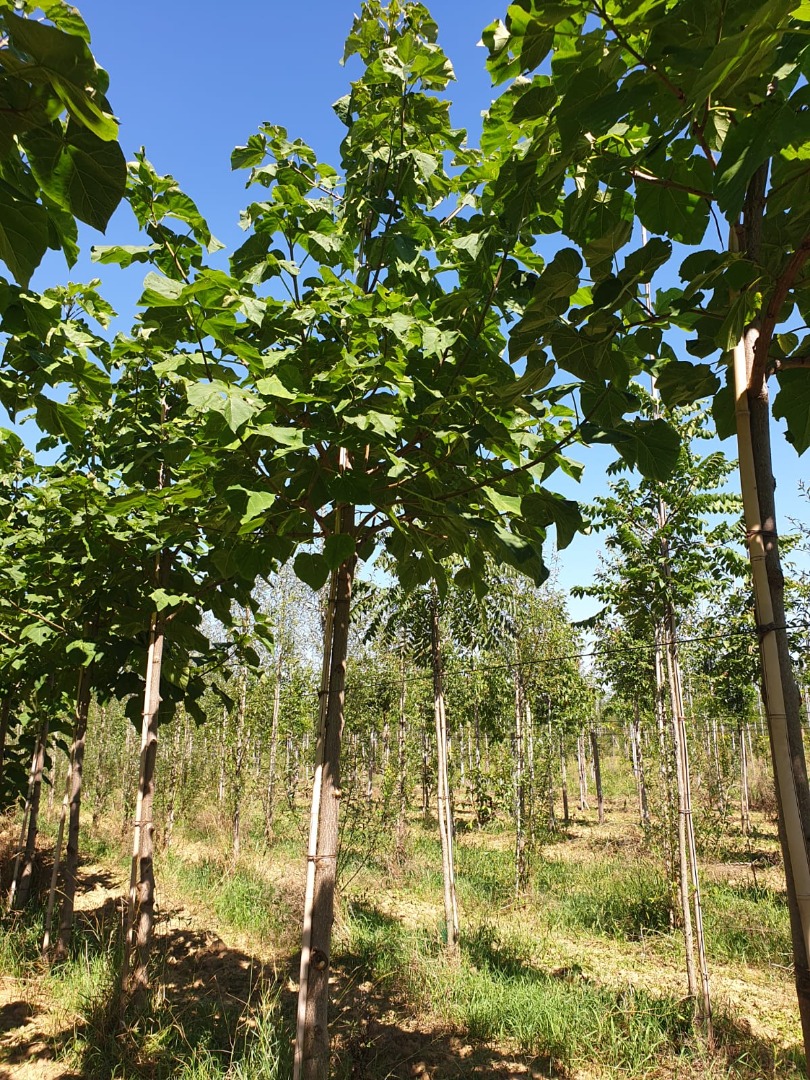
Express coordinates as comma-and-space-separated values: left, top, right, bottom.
0, 855, 120, 1080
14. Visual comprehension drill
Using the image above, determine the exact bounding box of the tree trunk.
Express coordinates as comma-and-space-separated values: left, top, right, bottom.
739, 353, 810, 1027
735, 177, 810, 1060
294, 516, 355, 1080
265, 648, 283, 843
42, 760, 71, 959
54, 668, 92, 960
577, 732, 589, 812
421, 725, 430, 819
664, 606, 714, 1045
232, 658, 249, 864
395, 643, 407, 862
740, 719, 751, 836
654, 635, 676, 886
559, 734, 569, 825
121, 608, 166, 1006
631, 702, 650, 829
218, 706, 227, 806
430, 589, 459, 950
8, 734, 43, 911
15, 717, 49, 909
0, 696, 10, 795
514, 670, 527, 895
591, 724, 604, 825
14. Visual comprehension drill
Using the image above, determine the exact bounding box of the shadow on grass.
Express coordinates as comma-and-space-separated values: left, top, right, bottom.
335, 901, 806, 1080
5, 872, 806, 1080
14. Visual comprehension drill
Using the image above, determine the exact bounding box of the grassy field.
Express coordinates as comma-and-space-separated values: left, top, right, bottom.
0, 788, 804, 1079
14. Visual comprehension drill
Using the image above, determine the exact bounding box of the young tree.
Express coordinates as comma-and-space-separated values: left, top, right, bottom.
484, 2, 810, 1051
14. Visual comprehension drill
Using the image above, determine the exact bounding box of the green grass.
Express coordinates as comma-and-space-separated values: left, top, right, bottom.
338, 899, 805, 1077
535, 856, 674, 940
167, 855, 284, 940
338, 902, 696, 1074
703, 882, 792, 966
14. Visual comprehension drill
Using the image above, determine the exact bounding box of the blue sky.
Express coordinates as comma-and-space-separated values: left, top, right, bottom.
24, 2, 810, 619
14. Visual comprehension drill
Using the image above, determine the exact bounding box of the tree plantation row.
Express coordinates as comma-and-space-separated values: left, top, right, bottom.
1, 0, 810, 1076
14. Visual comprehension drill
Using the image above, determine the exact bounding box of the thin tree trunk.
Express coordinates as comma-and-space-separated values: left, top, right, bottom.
559, 735, 569, 825
514, 671, 527, 895
577, 732, 589, 811
654, 635, 676, 886
42, 758, 71, 959
591, 723, 604, 825
0, 696, 10, 794
431, 589, 459, 950
15, 717, 49, 909
740, 719, 751, 836
8, 735, 42, 911
631, 703, 650, 828
121, 605, 166, 1006
736, 175, 810, 1059
218, 706, 227, 806
664, 606, 714, 1045
421, 725, 430, 819
232, 657, 249, 864
265, 649, 283, 842
55, 668, 92, 960
395, 643, 407, 861
295, 505, 355, 1080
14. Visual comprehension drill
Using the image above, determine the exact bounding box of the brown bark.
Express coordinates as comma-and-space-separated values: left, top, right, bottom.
0, 696, 10, 794
664, 606, 714, 1045
395, 643, 407, 861
295, 518, 355, 1080
430, 589, 459, 949
514, 671, 527, 895
265, 647, 283, 842
55, 667, 92, 960
121, 601, 167, 1007
559, 735, 569, 825
590, 724, 604, 825
735, 169, 810, 1058
15, 717, 49, 909
740, 720, 751, 836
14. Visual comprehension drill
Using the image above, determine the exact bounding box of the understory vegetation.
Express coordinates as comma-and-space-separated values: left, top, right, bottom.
0, 742, 804, 1079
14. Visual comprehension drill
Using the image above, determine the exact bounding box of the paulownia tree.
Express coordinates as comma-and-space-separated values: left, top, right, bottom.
484, 0, 810, 1054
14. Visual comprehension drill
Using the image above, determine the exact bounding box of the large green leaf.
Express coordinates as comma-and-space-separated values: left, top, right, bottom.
323, 533, 356, 569
773, 370, 810, 454
656, 360, 720, 408
635, 181, 710, 246
613, 418, 682, 480
25, 122, 126, 230
5, 13, 118, 141
294, 552, 330, 591
0, 192, 49, 285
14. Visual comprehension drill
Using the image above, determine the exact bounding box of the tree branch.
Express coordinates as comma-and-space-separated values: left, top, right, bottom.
752, 233, 810, 395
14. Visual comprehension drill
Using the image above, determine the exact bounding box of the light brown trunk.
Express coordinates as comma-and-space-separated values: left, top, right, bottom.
232, 659, 249, 863
55, 667, 92, 960
430, 590, 459, 950
295, 507, 355, 1080
664, 608, 714, 1045
395, 644, 407, 861
122, 605, 166, 1006
734, 325, 810, 1051
0, 696, 10, 793
42, 760, 71, 959
265, 650, 283, 842
577, 732, 589, 811
591, 724, 604, 825
15, 717, 49, 909
514, 671, 527, 895
740, 720, 751, 836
